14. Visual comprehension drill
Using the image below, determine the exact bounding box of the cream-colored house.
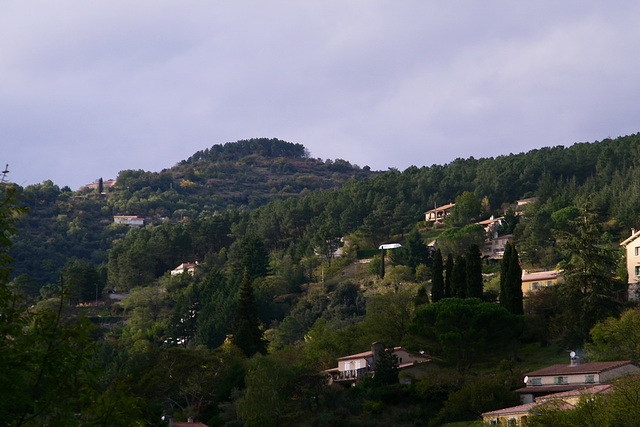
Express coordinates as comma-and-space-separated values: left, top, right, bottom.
482, 384, 611, 426
482, 234, 512, 260
424, 203, 454, 224
475, 215, 504, 233
170, 262, 198, 276
620, 229, 640, 300
514, 358, 639, 404
521, 270, 563, 296
322, 343, 432, 386
483, 356, 639, 426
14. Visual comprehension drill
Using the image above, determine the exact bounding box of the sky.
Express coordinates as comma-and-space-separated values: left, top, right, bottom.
2, 2, 640, 190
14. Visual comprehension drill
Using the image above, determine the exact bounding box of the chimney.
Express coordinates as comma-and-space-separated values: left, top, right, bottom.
570, 351, 580, 366
371, 342, 385, 367
188, 417, 194, 423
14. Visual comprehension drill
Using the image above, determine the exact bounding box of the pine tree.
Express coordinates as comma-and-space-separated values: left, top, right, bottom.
404, 229, 430, 272
444, 253, 454, 298
431, 249, 445, 302
372, 346, 399, 386
232, 270, 267, 357
240, 235, 270, 280
466, 244, 483, 299
415, 285, 430, 306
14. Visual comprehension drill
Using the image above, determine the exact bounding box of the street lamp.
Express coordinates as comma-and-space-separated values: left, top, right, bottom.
378, 243, 402, 279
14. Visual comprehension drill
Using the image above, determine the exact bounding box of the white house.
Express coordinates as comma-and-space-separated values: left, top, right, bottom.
170, 262, 198, 276
113, 215, 144, 227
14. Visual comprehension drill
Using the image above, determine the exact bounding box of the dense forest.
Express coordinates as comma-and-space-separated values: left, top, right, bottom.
4, 134, 640, 425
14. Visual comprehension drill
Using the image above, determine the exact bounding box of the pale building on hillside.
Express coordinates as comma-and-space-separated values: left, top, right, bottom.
113, 215, 144, 227
521, 270, 563, 296
424, 203, 454, 224
620, 229, 640, 300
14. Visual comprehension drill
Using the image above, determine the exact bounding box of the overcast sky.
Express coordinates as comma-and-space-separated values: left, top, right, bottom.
3, 2, 640, 190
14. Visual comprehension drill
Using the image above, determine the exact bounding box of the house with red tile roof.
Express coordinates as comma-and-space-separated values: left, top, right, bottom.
113, 215, 144, 227
322, 342, 432, 386
482, 384, 611, 426
424, 203, 454, 224
169, 417, 209, 427
170, 262, 199, 276
515, 357, 639, 404
521, 269, 563, 296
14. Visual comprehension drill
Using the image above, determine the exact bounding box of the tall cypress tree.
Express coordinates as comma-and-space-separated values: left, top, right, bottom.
466, 244, 483, 299
451, 255, 467, 298
431, 249, 445, 302
232, 270, 267, 357
444, 253, 454, 298
507, 244, 523, 315
500, 242, 523, 315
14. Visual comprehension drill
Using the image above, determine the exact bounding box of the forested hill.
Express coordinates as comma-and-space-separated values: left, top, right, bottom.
182, 138, 309, 163
9, 138, 376, 287
107, 137, 375, 218
7, 132, 640, 424
9, 132, 640, 289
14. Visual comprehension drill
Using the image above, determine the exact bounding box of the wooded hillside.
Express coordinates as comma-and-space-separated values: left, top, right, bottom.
5, 133, 640, 425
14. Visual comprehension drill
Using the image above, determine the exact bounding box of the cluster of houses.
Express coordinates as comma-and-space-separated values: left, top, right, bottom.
426, 200, 640, 302
482, 355, 640, 425
320, 342, 640, 426
423, 199, 536, 262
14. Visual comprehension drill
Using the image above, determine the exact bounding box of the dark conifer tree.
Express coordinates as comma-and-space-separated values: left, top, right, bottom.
232, 270, 267, 357
466, 244, 483, 299
500, 242, 523, 315
415, 285, 430, 306
372, 346, 399, 386
404, 229, 430, 272
507, 244, 523, 314
240, 235, 270, 280
444, 253, 454, 298
451, 255, 467, 298
431, 249, 445, 302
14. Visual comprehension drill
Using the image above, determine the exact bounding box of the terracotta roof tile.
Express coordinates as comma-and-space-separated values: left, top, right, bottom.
524, 360, 634, 377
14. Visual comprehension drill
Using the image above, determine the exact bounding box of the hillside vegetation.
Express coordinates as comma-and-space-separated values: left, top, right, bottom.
4, 133, 640, 425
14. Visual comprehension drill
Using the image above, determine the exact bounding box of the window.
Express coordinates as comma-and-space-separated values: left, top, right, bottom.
554, 376, 568, 384
635, 246, 640, 256
546, 281, 553, 287
585, 375, 595, 383
636, 266, 640, 277
530, 282, 541, 291
531, 378, 542, 386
